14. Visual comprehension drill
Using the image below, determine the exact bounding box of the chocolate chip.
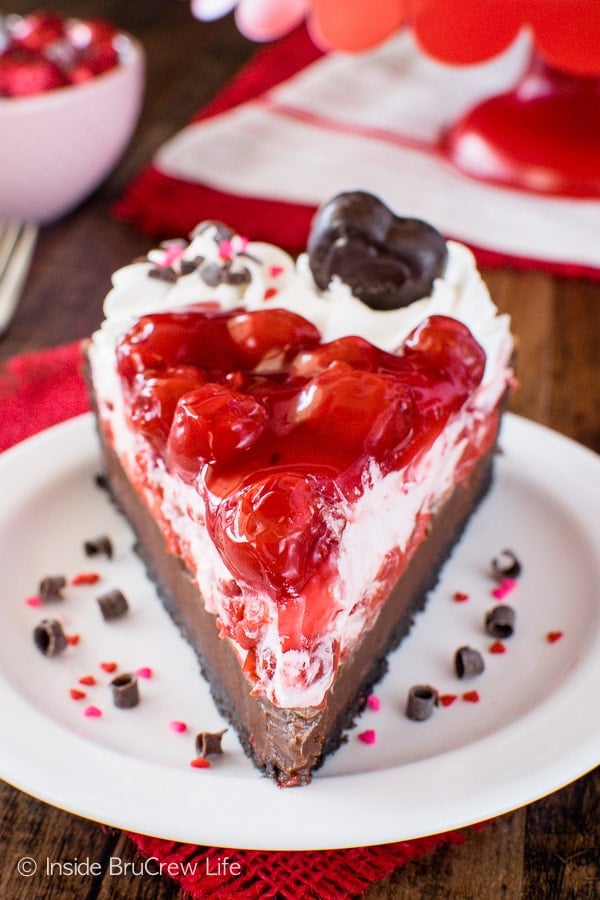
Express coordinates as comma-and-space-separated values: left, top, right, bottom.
148, 266, 178, 283
94, 473, 109, 491
191, 220, 235, 242
200, 262, 223, 287
224, 266, 251, 286
39, 575, 66, 602
84, 535, 113, 559
180, 257, 203, 275
97, 588, 128, 621
455, 646, 485, 678
485, 605, 516, 639
307, 191, 448, 310
33, 619, 67, 656
406, 685, 438, 721
195, 729, 228, 756
110, 673, 140, 709
491, 549, 522, 580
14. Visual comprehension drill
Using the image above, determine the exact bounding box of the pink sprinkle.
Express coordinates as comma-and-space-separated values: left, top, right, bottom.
492, 577, 517, 600
162, 245, 184, 267
169, 721, 187, 733
25, 595, 42, 607
358, 729, 377, 745
136, 667, 153, 679
269, 265, 284, 278
366, 694, 381, 711
84, 705, 102, 718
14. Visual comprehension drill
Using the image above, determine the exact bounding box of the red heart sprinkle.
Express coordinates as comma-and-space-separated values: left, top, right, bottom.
136, 667, 153, 679
263, 287, 278, 300
547, 631, 563, 643
190, 756, 211, 769
169, 721, 187, 733
453, 591, 469, 602
439, 694, 458, 707
100, 661, 117, 673
489, 641, 506, 654
71, 572, 100, 585
67, 634, 80, 646
79, 675, 96, 686
462, 691, 480, 703
69, 689, 86, 701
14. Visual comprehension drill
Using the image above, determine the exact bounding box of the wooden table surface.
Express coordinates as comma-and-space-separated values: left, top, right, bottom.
1, 2, 599, 898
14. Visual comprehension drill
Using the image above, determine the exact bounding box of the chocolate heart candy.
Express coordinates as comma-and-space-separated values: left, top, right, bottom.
307, 191, 448, 310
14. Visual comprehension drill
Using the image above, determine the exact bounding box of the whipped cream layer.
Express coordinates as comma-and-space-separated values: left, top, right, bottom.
89, 223, 513, 709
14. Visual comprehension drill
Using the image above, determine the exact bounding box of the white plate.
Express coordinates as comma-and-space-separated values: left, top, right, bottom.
0, 413, 598, 851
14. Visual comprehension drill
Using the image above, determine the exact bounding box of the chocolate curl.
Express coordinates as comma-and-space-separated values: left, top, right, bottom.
39, 575, 66, 601
485, 605, 516, 638
84, 535, 113, 559
195, 729, 228, 756
491, 549, 522, 580
406, 685, 438, 721
33, 619, 67, 656
455, 646, 485, 678
110, 673, 140, 709
97, 588, 129, 621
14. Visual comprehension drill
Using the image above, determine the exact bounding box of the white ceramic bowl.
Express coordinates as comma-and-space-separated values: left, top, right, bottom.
0, 33, 145, 224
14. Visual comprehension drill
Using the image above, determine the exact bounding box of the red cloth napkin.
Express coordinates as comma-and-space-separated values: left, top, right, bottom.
1, 340, 470, 896
114, 27, 600, 280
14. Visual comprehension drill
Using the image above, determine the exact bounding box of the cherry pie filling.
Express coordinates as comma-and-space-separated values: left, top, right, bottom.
115, 306, 488, 692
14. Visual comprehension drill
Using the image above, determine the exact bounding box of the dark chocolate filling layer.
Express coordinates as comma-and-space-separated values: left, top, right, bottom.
92, 403, 497, 786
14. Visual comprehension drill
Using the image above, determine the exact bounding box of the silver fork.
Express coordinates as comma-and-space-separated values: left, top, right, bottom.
0, 221, 38, 337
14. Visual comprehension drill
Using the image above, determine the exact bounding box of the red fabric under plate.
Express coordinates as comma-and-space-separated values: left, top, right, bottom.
1, 341, 473, 897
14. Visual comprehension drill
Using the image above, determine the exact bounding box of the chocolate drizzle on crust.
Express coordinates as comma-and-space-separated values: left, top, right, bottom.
307, 191, 448, 310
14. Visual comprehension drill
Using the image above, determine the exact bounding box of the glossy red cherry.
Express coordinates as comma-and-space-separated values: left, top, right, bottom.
168, 383, 268, 476
226, 308, 321, 369
10, 13, 65, 52
212, 471, 339, 595
127, 366, 205, 452
66, 18, 118, 50
69, 44, 119, 83
403, 314, 486, 391
0, 48, 68, 96
289, 364, 415, 474
291, 335, 383, 376
116, 308, 321, 383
